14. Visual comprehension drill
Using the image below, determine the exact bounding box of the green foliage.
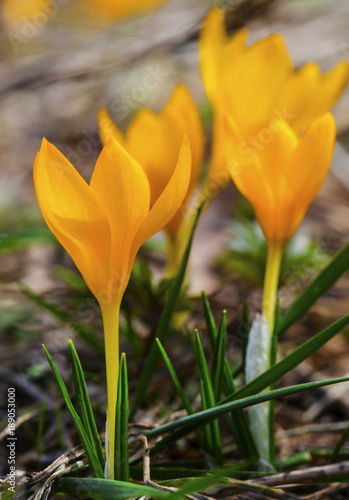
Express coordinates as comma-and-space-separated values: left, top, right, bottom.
218, 220, 329, 287
130, 202, 204, 417
114, 353, 129, 482
68, 340, 105, 468
20, 282, 104, 355
194, 330, 223, 465
56, 477, 171, 499
278, 243, 349, 336
43, 344, 105, 478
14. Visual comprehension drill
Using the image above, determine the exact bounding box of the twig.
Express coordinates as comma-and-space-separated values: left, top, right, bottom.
253, 461, 349, 487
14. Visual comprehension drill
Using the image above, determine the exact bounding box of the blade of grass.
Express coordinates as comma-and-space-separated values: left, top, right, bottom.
114, 353, 129, 482
201, 292, 257, 458
68, 340, 105, 469
43, 345, 104, 478
221, 314, 349, 405
156, 339, 204, 448
211, 311, 227, 402
195, 331, 223, 465
130, 202, 204, 418
278, 243, 349, 336
56, 477, 170, 499
20, 282, 104, 356
269, 298, 282, 466
329, 424, 349, 463
145, 376, 349, 454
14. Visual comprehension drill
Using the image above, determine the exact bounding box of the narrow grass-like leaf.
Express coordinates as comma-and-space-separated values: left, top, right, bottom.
201, 292, 257, 458
56, 477, 170, 499
221, 315, 349, 405
156, 339, 195, 417
269, 298, 282, 465
130, 203, 204, 418
43, 345, 104, 478
156, 339, 204, 449
278, 243, 349, 336
195, 331, 223, 465
0, 226, 56, 253
201, 291, 217, 346
145, 376, 349, 454
211, 311, 227, 401
115, 353, 129, 482
20, 282, 104, 355
330, 424, 349, 463
68, 340, 104, 469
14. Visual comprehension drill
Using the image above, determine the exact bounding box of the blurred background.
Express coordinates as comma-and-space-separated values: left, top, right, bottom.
1, 0, 349, 484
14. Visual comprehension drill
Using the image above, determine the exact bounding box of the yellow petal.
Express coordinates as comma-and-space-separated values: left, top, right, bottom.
279, 61, 349, 131
98, 108, 125, 148
221, 33, 293, 135
33, 138, 111, 296
90, 139, 151, 297
164, 84, 205, 187
126, 108, 183, 205
130, 135, 192, 268
287, 112, 336, 230
163, 85, 206, 234
199, 7, 228, 104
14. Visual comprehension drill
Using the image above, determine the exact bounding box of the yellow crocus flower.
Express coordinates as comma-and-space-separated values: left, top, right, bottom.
199, 7, 349, 190
98, 84, 205, 272
34, 136, 191, 478
224, 111, 336, 329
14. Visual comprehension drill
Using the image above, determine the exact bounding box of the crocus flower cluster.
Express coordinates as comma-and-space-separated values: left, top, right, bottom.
200, 6, 348, 247
34, 5, 349, 477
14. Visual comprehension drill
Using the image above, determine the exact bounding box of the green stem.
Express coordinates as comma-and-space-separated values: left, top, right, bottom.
101, 298, 121, 479
262, 243, 283, 333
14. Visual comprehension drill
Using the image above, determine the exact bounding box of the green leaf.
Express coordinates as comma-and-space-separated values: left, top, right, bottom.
130, 202, 204, 418
56, 477, 170, 499
195, 331, 223, 465
115, 353, 129, 482
269, 298, 282, 465
43, 345, 104, 478
201, 292, 257, 459
221, 315, 349, 406
19, 282, 104, 356
0, 226, 56, 253
278, 243, 349, 336
145, 376, 349, 454
68, 340, 105, 469
211, 311, 227, 402
156, 338, 205, 447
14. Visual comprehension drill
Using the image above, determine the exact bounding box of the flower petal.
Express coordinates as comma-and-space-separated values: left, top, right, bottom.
33, 138, 111, 296
279, 61, 349, 131
90, 139, 151, 296
221, 33, 293, 135
199, 7, 228, 104
130, 135, 191, 268
98, 108, 125, 147
126, 108, 183, 204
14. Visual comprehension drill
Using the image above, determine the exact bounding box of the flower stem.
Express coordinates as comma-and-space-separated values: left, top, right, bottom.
166, 232, 182, 277
101, 298, 121, 479
262, 243, 283, 334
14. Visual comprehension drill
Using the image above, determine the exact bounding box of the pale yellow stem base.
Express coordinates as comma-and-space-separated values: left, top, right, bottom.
101, 298, 121, 479
262, 243, 283, 334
